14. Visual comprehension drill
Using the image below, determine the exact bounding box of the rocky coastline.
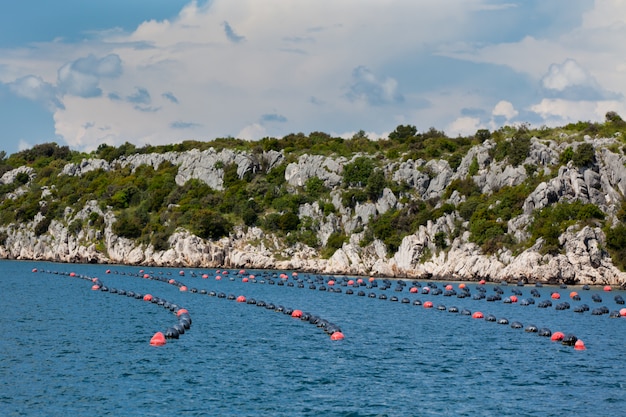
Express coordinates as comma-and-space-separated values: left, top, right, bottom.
2, 135, 626, 287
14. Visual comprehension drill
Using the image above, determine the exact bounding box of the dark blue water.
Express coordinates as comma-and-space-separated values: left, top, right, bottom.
1, 260, 625, 416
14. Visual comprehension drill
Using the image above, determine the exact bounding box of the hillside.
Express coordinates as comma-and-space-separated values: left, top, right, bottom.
2, 115, 626, 286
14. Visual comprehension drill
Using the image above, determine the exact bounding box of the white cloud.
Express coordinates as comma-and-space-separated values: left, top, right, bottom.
530, 98, 626, 125
8, 75, 62, 110
492, 100, 518, 120
446, 116, 483, 137
1, 0, 626, 152
542, 59, 591, 91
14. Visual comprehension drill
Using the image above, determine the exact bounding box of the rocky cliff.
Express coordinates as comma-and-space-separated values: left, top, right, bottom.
2, 136, 626, 287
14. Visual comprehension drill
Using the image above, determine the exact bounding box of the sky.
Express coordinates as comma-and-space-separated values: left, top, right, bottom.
1, 0, 625, 155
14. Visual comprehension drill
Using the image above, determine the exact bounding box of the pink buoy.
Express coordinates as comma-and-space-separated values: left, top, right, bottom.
472, 311, 484, 319
423, 301, 433, 309
330, 332, 344, 340
619, 308, 626, 317
179, 286, 188, 292
236, 295, 246, 303
179, 270, 185, 276
551, 331, 564, 341
603, 285, 612, 292
150, 332, 166, 346
291, 309, 303, 318
551, 292, 561, 299
409, 287, 418, 293
574, 340, 586, 350
143, 294, 152, 302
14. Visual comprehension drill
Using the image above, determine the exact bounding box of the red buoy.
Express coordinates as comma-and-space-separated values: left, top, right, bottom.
239, 269, 246, 275
551, 331, 565, 341
70, 272, 76, 277
347, 280, 354, 285
445, 284, 453, 291
423, 301, 433, 309
569, 291, 578, 299
292, 272, 298, 277
330, 332, 344, 340
91, 284, 100, 290
179, 270, 185, 276
176, 309, 189, 317
179, 286, 188, 292
357, 279, 364, 284
603, 285, 612, 292
551, 292, 561, 299
32, 268, 38, 273
472, 311, 484, 319
409, 287, 418, 293
150, 332, 166, 346
291, 309, 303, 318
236, 295, 246, 303
202, 274, 209, 279
143, 274, 150, 279
242, 277, 249, 283
106, 269, 111, 274
574, 340, 586, 350
143, 294, 153, 302
459, 283, 466, 289
215, 275, 222, 280
168, 279, 175, 284
510, 295, 518, 303
479, 279, 486, 285
368, 277, 375, 282
620, 308, 626, 317
92, 278, 98, 283
328, 280, 335, 286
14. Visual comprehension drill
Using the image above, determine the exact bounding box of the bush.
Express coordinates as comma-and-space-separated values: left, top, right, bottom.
572, 143, 596, 167
343, 156, 375, 187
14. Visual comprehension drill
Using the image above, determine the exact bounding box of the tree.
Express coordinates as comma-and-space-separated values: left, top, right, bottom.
388, 124, 417, 143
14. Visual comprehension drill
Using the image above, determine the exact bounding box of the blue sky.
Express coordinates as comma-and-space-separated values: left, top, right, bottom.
1, 0, 625, 155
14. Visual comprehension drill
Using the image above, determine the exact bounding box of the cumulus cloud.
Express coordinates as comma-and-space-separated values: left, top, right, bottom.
57, 54, 122, 98
541, 59, 620, 100
346, 66, 404, 106
530, 98, 626, 125
446, 116, 483, 137
2, 0, 626, 152
492, 100, 518, 120
8, 75, 63, 110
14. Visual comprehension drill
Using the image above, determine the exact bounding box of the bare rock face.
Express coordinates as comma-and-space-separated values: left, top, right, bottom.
62, 149, 284, 191
284, 154, 345, 188
1, 166, 35, 184
61, 159, 110, 176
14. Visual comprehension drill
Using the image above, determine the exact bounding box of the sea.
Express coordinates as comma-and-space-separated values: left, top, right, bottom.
1, 259, 625, 417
